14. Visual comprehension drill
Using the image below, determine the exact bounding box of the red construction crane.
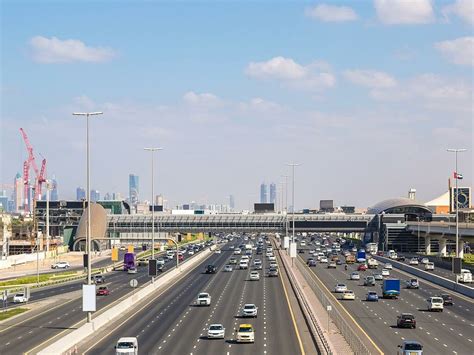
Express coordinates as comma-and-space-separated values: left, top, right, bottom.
19, 128, 47, 211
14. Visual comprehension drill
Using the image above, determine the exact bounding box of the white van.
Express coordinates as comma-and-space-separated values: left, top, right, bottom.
115, 337, 138, 354
427, 296, 444, 312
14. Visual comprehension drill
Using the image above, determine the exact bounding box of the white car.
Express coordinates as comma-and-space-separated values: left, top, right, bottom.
424, 262, 434, 271
127, 267, 137, 274
236, 324, 255, 343
421, 258, 429, 264
427, 296, 444, 312
215, 249, 221, 254
381, 269, 390, 277
156, 257, 165, 265
269, 261, 277, 269
342, 290, 355, 300
249, 271, 260, 281
384, 263, 393, 270
268, 255, 276, 261
409, 258, 419, 265
207, 324, 225, 339
320, 257, 328, 263
241, 303, 258, 317
350, 272, 360, 280
13, 292, 29, 303
115, 337, 138, 355
239, 261, 249, 270
187, 250, 194, 255
197, 292, 211, 306
51, 261, 70, 269
334, 283, 348, 293
224, 265, 233, 272
266, 251, 273, 257
234, 249, 241, 255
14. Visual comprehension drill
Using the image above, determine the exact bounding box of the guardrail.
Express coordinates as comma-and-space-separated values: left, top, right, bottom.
296, 256, 381, 354
373, 256, 474, 298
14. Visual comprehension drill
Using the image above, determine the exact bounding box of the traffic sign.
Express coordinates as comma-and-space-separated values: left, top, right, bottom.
130, 279, 138, 288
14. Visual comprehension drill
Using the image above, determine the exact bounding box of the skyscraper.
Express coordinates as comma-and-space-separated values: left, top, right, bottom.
129, 174, 139, 206
269, 183, 276, 204
91, 189, 100, 202
260, 182, 267, 203
13, 172, 22, 212
50, 178, 58, 201
76, 187, 86, 200
229, 195, 235, 210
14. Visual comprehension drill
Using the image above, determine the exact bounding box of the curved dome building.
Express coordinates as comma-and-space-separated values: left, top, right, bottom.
368, 197, 432, 220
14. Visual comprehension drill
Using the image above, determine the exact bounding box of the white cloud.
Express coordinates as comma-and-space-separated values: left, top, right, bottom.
343, 69, 397, 88
374, 0, 434, 24
245, 56, 335, 91
305, 4, 358, 22
442, 0, 474, 25
30, 36, 115, 63
434, 37, 474, 66
183, 91, 222, 106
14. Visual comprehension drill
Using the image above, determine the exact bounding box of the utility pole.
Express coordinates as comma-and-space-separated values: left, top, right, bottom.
286, 164, 300, 266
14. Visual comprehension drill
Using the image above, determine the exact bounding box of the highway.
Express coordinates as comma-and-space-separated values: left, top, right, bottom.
298, 243, 473, 354
0, 247, 199, 355
81, 238, 303, 355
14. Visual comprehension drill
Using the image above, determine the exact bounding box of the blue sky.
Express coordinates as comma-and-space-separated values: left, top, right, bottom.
1, 0, 473, 209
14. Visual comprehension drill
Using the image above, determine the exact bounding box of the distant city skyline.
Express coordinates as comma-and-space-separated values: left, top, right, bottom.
1, 1, 472, 210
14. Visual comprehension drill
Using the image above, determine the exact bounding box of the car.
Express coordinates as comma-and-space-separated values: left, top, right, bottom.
188, 250, 194, 255
236, 324, 255, 343
409, 257, 419, 265
51, 261, 70, 269
268, 255, 276, 261
381, 269, 390, 277
234, 249, 241, 255
384, 263, 393, 270
239, 261, 249, 269
206, 265, 217, 274
364, 276, 376, 286
350, 272, 360, 280
157, 263, 165, 272
178, 254, 184, 262
320, 257, 328, 263
229, 257, 237, 264
197, 292, 211, 306
328, 262, 337, 269
127, 267, 137, 274
440, 294, 454, 306
334, 283, 347, 293
207, 324, 225, 339
298, 249, 305, 254
241, 303, 258, 317
229, 245, 235, 250
336, 259, 343, 265
269, 261, 277, 269
224, 264, 233, 272
265, 251, 273, 257
13, 292, 29, 303
249, 271, 260, 281
357, 264, 368, 271
397, 313, 416, 329
119, 246, 127, 251
307, 259, 317, 267
424, 262, 434, 271
215, 249, 221, 254
268, 267, 279, 277
115, 336, 138, 355
420, 258, 429, 264
156, 257, 165, 265
342, 290, 355, 300
366, 291, 379, 302
406, 278, 419, 289
94, 275, 105, 284
427, 296, 444, 312
398, 341, 423, 355
374, 273, 383, 281
96, 286, 110, 296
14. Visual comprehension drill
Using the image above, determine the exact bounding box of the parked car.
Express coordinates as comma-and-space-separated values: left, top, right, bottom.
51, 261, 70, 269
397, 313, 416, 329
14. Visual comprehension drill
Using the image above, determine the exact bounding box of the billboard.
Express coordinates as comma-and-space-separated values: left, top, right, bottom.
254, 203, 275, 213
450, 187, 471, 212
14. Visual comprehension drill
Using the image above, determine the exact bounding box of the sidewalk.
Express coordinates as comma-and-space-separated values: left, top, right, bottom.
279, 248, 353, 354
0, 251, 111, 280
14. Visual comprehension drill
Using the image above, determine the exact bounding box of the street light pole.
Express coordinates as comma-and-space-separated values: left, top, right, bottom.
286, 164, 300, 266
73, 111, 103, 323
144, 147, 163, 279
447, 148, 467, 261
281, 175, 289, 238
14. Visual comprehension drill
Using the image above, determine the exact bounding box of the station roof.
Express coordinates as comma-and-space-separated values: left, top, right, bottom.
367, 197, 432, 215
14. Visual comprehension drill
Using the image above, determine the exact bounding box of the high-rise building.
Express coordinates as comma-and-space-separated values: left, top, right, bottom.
104, 192, 111, 200
112, 192, 123, 201
0, 193, 9, 212
260, 183, 267, 203
129, 174, 139, 206
76, 187, 86, 200
91, 190, 100, 202
13, 172, 23, 212
229, 195, 235, 210
50, 178, 58, 201
156, 194, 164, 206
269, 183, 276, 204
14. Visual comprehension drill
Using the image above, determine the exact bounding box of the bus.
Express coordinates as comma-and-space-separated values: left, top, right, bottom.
123, 252, 136, 271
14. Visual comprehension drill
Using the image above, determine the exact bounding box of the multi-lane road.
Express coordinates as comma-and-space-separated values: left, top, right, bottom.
81, 239, 304, 355
298, 243, 473, 354
0, 249, 193, 354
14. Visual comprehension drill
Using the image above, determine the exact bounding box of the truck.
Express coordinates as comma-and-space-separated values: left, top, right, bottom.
356, 249, 366, 263
368, 258, 378, 269
382, 279, 400, 299
123, 252, 136, 271
345, 254, 356, 264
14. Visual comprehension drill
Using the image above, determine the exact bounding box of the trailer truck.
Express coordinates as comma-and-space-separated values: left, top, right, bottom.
382, 279, 400, 299
356, 250, 366, 263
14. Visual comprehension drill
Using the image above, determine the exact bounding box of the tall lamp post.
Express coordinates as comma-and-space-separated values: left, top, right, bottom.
281, 175, 289, 237
447, 148, 467, 262
73, 111, 103, 323
144, 147, 163, 271
286, 163, 300, 265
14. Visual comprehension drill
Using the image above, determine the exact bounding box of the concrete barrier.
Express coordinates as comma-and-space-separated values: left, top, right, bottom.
38, 248, 214, 355
373, 256, 474, 298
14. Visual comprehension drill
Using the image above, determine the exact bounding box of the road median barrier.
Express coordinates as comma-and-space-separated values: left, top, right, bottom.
38, 247, 215, 355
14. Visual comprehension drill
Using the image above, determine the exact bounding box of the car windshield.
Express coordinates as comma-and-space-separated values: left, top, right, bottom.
405, 343, 423, 351
368, 292, 377, 296
99, 287, 107, 290
209, 325, 223, 330
402, 314, 414, 319
16, 293, 24, 297
239, 327, 253, 332
117, 342, 134, 349
244, 305, 255, 309
198, 293, 208, 298
432, 298, 443, 303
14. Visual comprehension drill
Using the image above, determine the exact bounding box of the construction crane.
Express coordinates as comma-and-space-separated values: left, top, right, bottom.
19, 128, 47, 211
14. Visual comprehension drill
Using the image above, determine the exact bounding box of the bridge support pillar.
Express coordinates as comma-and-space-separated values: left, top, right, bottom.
457, 240, 464, 259
424, 235, 431, 255
438, 239, 447, 257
